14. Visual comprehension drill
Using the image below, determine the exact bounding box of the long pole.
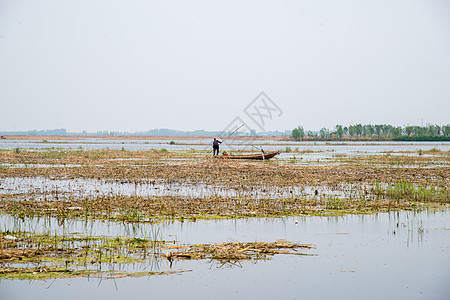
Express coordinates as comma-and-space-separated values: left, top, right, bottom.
204, 124, 245, 158
219, 124, 244, 144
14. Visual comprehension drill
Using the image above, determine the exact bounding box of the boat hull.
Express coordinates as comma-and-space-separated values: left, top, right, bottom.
214, 151, 279, 160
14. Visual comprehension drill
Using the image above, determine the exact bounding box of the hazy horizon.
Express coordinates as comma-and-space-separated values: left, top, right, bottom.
1, 0, 449, 133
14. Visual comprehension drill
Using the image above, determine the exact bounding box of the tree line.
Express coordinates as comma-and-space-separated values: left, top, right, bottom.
291, 124, 450, 141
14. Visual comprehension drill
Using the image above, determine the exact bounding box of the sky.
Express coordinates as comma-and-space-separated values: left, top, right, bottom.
0, 0, 449, 133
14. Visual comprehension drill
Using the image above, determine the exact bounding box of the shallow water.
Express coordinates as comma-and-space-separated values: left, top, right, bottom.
1, 138, 449, 152
1, 139, 448, 169
0, 176, 362, 201
1, 139, 449, 299
0, 210, 449, 299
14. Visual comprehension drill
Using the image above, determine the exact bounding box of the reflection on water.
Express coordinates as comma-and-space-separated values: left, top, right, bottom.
1, 139, 448, 169
1, 209, 445, 246
1, 139, 449, 153
1, 138, 449, 299
0, 176, 363, 201
0, 209, 449, 299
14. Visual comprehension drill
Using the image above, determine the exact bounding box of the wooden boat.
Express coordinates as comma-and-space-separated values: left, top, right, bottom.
215, 150, 280, 160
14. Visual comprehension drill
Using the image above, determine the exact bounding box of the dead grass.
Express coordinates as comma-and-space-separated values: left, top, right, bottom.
163, 240, 314, 264
0, 150, 448, 221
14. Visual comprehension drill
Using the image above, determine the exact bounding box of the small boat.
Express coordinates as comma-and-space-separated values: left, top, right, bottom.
215, 150, 280, 160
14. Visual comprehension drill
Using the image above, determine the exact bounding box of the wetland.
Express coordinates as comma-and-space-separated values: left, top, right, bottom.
0, 137, 449, 299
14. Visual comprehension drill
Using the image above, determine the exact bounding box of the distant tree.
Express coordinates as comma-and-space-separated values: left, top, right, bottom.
362, 125, 370, 137
368, 125, 375, 137
405, 126, 414, 136
298, 126, 305, 140
391, 126, 402, 137
355, 124, 363, 137
291, 128, 300, 140
348, 126, 355, 137
384, 125, 394, 138
443, 125, 450, 137
335, 125, 343, 138
319, 127, 330, 138
298, 123, 449, 140
436, 125, 441, 136
426, 124, 439, 137
380, 125, 389, 138
375, 125, 382, 138
414, 126, 426, 137
362, 124, 374, 137
307, 131, 316, 137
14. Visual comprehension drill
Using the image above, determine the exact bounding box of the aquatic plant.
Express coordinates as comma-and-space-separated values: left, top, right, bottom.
0, 229, 178, 280
373, 180, 449, 203
0, 148, 447, 223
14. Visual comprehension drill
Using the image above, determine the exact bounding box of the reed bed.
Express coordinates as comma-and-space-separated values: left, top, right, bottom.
0, 148, 448, 279
1, 156, 448, 187
0, 149, 448, 222
334, 153, 449, 168
0, 149, 195, 167
0, 230, 313, 279
0, 191, 440, 223
0, 229, 181, 280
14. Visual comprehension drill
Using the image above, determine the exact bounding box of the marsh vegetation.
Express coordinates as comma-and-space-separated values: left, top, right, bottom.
0, 142, 448, 280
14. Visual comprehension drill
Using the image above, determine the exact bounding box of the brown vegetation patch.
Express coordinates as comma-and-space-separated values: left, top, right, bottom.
163, 240, 314, 264
0, 150, 448, 221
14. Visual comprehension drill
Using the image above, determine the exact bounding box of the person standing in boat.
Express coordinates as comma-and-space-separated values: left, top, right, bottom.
212, 138, 222, 156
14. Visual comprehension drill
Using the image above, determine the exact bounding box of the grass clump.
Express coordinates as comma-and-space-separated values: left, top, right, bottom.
0, 230, 173, 280
373, 180, 449, 203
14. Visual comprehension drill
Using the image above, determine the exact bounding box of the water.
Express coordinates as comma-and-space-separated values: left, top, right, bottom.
0, 176, 360, 200
1, 139, 448, 169
0, 210, 449, 299
1, 138, 449, 153
1, 139, 449, 299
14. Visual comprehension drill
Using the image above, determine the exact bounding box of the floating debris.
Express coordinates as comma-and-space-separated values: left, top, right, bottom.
0, 231, 311, 280
163, 240, 315, 263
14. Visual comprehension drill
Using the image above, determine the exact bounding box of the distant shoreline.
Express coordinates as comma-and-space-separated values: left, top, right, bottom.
1, 135, 449, 142
0, 135, 289, 141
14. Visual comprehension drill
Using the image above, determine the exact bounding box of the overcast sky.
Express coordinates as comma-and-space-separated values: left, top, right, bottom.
1, 0, 449, 133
